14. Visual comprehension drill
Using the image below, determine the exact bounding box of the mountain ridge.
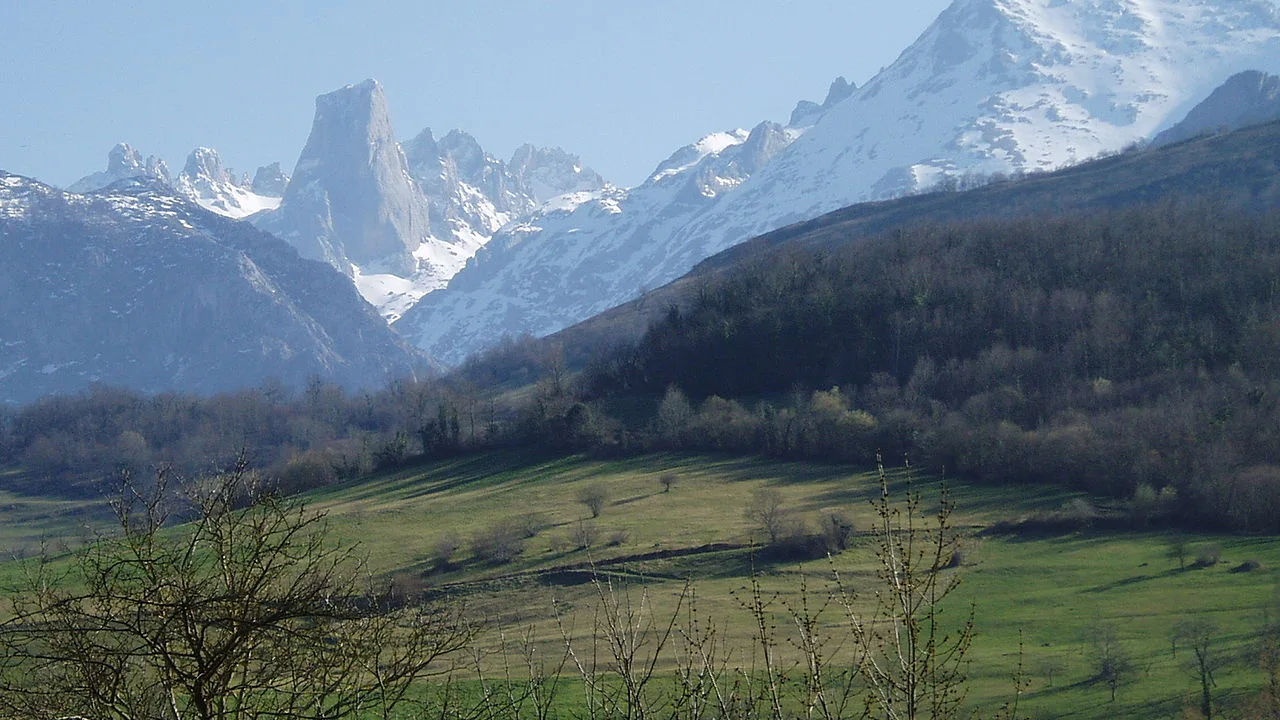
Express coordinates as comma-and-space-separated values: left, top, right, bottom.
0, 171, 424, 404
396, 0, 1280, 366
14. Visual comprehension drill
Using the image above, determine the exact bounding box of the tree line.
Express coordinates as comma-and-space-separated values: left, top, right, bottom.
579, 202, 1280, 532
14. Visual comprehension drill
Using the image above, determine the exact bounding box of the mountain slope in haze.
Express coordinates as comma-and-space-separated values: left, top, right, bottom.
0, 172, 423, 404
1152, 69, 1280, 146
400, 0, 1280, 366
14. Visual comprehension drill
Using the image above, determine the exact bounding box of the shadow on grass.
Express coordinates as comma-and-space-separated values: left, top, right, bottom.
1083, 565, 1216, 594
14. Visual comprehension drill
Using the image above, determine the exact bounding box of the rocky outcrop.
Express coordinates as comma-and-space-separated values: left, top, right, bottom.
68, 143, 171, 194
255, 79, 431, 276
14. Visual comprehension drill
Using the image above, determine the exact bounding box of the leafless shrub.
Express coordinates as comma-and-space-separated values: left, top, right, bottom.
471, 520, 525, 565
577, 482, 609, 518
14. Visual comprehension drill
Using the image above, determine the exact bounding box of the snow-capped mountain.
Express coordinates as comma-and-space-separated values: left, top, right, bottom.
254, 79, 433, 278
396, 0, 1280, 365
175, 147, 282, 219
72, 143, 285, 220
68, 143, 171, 193
0, 172, 422, 404
394, 118, 800, 365
1152, 69, 1280, 146
253, 79, 606, 322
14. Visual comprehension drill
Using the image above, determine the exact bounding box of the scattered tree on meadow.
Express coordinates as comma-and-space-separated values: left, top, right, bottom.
744, 487, 790, 544
1174, 618, 1225, 719
1091, 623, 1136, 702
577, 482, 609, 519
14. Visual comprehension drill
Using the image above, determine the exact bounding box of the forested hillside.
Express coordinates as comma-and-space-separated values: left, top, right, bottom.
582, 202, 1280, 531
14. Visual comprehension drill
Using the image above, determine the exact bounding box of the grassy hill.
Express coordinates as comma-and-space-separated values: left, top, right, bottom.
279, 454, 1280, 717
2, 445, 1278, 717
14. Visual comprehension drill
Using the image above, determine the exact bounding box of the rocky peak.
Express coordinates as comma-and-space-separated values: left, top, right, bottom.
403, 128, 440, 174
508, 144, 606, 203
109, 143, 145, 174
438, 130, 494, 182
823, 76, 855, 107
251, 162, 290, 197
259, 78, 430, 275
181, 147, 235, 186
69, 142, 172, 193
790, 76, 859, 128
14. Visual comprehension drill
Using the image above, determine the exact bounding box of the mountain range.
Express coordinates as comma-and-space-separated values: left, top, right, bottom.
396, 0, 1280, 365
21, 0, 1280, 396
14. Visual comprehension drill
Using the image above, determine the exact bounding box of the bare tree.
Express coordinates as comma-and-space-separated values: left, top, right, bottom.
1168, 534, 1190, 570
578, 482, 609, 519
1174, 619, 1225, 719
0, 464, 475, 720
1091, 623, 1135, 702
744, 488, 789, 544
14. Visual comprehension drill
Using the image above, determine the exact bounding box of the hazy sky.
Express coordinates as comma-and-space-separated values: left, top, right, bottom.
1, 1, 951, 189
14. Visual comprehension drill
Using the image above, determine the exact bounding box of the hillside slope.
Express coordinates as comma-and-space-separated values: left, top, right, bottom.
0, 173, 424, 403
545, 117, 1280, 366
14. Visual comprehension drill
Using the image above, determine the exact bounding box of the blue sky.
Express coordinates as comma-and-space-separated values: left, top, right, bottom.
1, 1, 950, 189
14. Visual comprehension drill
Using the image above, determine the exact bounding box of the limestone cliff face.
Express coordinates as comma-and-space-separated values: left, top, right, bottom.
258, 79, 431, 275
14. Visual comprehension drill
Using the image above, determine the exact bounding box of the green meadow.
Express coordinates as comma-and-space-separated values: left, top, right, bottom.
5, 452, 1279, 718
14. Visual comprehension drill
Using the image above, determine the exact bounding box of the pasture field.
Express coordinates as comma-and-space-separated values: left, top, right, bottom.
303, 452, 1280, 719
3, 452, 1278, 718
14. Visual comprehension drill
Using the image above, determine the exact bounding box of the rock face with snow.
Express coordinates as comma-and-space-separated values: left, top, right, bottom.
254, 79, 432, 277
252, 162, 290, 197
0, 172, 423, 404
394, 119, 800, 365
508, 144, 607, 209
1152, 69, 1280, 146
403, 127, 606, 249
396, 0, 1280, 365
175, 147, 282, 219
68, 143, 171, 193
73, 143, 284, 220
251, 80, 604, 321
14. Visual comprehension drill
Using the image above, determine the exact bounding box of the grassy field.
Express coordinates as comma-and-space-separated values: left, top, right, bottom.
2, 452, 1277, 718
297, 451, 1280, 719
0, 468, 112, 559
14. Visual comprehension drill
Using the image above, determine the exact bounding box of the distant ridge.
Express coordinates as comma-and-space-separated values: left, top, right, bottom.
0, 172, 424, 404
